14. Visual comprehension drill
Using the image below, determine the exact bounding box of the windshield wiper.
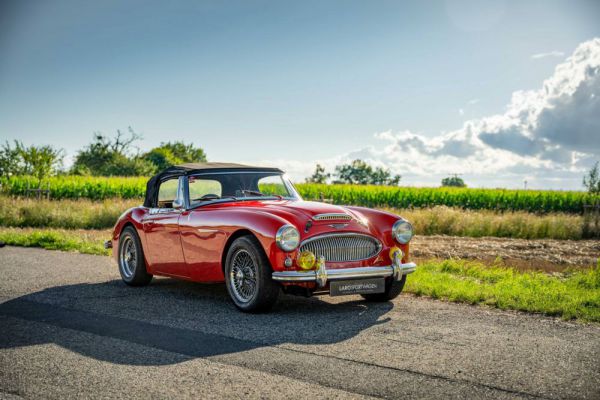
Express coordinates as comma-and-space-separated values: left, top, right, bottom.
240, 190, 265, 197
240, 190, 283, 200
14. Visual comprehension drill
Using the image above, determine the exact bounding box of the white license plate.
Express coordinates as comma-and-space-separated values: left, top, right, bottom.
329, 278, 385, 296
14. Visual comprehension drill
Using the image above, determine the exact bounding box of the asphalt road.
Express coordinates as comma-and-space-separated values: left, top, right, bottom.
0, 247, 599, 399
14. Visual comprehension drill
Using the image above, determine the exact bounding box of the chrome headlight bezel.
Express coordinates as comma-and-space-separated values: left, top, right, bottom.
392, 220, 413, 244
275, 225, 300, 252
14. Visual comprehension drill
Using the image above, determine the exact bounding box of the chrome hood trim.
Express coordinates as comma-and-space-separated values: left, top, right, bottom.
312, 213, 352, 221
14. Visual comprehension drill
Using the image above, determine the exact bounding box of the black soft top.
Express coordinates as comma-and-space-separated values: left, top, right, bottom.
143, 162, 283, 207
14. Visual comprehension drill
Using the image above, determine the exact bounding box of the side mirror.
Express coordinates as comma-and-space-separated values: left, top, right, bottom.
172, 198, 184, 210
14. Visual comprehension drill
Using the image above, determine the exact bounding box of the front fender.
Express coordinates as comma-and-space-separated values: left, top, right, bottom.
180, 208, 297, 276
345, 206, 412, 261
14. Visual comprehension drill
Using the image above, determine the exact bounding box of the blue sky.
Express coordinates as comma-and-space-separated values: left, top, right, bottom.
1, 0, 599, 188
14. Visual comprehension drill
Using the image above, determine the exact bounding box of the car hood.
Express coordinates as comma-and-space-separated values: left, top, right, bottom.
247, 200, 381, 236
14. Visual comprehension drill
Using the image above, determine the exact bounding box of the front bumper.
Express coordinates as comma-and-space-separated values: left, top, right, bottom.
272, 253, 416, 288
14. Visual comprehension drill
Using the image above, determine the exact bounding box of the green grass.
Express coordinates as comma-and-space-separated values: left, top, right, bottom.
405, 259, 600, 322
1, 227, 598, 322
3, 175, 598, 213
0, 228, 109, 256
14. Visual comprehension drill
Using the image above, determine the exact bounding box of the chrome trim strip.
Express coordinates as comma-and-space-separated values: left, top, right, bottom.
148, 207, 183, 215
272, 262, 417, 286
313, 213, 352, 221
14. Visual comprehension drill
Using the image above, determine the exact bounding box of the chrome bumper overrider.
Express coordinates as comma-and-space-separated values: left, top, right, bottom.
104, 240, 113, 249
272, 252, 416, 288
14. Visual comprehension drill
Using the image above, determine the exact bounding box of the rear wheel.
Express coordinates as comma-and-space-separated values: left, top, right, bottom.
361, 275, 406, 302
118, 226, 153, 286
225, 236, 279, 312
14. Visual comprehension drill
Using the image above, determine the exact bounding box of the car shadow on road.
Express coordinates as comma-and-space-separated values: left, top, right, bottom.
0, 278, 395, 366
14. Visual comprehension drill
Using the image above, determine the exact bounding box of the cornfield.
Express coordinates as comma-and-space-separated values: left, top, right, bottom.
1, 175, 147, 200
299, 184, 599, 214
1, 175, 597, 214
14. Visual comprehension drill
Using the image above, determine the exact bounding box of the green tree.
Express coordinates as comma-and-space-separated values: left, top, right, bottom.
334, 159, 400, 186
583, 162, 600, 194
16, 142, 64, 188
306, 164, 330, 184
158, 141, 206, 163
441, 175, 467, 188
0, 141, 24, 177
142, 141, 207, 171
72, 128, 155, 176
371, 166, 401, 186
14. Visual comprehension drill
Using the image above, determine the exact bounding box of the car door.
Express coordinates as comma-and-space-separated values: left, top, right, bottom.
143, 176, 187, 277
179, 175, 229, 281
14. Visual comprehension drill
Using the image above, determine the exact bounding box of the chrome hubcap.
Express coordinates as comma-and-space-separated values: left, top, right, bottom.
119, 236, 137, 279
229, 249, 257, 303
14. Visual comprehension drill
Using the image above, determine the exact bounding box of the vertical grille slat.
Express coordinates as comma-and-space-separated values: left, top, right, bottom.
299, 234, 381, 262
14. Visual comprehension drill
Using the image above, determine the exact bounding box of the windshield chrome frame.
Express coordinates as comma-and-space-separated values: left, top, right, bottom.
185, 170, 302, 209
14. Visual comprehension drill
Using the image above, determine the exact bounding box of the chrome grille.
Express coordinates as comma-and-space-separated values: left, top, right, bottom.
299, 233, 381, 262
313, 213, 352, 221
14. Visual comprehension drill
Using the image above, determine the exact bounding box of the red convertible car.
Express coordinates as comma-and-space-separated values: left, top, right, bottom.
107, 163, 416, 312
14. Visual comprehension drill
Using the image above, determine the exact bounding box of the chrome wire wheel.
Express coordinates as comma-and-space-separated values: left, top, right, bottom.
119, 236, 137, 279
229, 249, 258, 303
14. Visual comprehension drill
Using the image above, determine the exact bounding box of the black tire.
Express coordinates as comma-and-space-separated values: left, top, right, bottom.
224, 235, 279, 312
118, 226, 153, 286
361, 275, 406, 302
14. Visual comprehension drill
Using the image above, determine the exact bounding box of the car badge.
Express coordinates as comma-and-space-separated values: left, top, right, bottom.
329, 223, 348, 229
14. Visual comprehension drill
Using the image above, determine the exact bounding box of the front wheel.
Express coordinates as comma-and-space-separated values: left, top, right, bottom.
224, 236, 279, 312
361, 275, 406, 302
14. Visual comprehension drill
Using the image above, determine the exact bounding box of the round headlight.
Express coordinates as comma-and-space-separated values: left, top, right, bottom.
392, 220, 413, 244
276, 225, 300, 252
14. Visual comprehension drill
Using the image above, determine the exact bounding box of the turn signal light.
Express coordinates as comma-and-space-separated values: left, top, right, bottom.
297, 250, 316, 270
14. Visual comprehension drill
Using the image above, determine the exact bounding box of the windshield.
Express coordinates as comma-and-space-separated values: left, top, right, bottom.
187, 171, 300, 208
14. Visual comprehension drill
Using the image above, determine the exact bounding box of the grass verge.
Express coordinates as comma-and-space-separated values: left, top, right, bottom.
405, 259, 600, 322
1, 227, 598, 322
0, 227, 109, 256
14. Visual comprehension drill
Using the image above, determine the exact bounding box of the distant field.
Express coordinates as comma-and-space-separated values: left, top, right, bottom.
0, 196, 590, 240
2, 175, 598, 213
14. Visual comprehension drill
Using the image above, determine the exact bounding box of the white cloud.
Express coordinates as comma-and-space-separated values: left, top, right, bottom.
531, 50, 565, 60
263, 38, 600, 189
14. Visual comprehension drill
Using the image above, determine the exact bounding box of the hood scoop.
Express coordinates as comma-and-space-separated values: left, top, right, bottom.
312, 213, 352, 221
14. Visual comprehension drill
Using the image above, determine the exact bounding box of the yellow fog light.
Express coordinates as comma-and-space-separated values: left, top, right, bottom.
389, 247, 403, 261
297, 250, 316, 270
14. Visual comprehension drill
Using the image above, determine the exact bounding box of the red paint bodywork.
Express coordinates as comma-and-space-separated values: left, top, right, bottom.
111, 200, 410, 287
